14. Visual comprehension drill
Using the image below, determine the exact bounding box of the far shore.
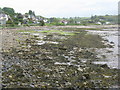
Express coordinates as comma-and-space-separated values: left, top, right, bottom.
0, 25, 118, 31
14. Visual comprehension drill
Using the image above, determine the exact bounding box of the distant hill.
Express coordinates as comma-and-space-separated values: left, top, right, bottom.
97, 15, 117, 24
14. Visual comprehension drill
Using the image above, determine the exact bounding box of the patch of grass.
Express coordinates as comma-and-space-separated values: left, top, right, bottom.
18, 29, 76, 36
15, 39, 20, 42
40, 30, 76, 35
60, 32, 75, 36
59, 28, 102, 31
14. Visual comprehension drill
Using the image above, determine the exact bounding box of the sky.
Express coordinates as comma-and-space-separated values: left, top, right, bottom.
0, 0, 119, 18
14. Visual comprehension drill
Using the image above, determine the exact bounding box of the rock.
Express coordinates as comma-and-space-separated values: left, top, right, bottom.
104, 39, 109, 42
8, 75, 12, 78
83, 73, 90, 80
102, 74, 111, 78
30, 84, 35, 87
41, 56, 52, 60
108, 44, 113, 48
110, 41, 114, 44
100, 64, 109, 68
77, 67, 83, 72
59, 47, 67, 50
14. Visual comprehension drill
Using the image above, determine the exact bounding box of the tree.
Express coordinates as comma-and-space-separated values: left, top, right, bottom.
69, 18, 74, 24
2, 7, 15, 16
40, 20, 45, 26
100, 20, 106, 25
0, 7, 2, 11
29, 10, 33, 15
49, 17, 59, 23
25, 13, 29, 18
32, 11, 35, 16
17, 13, 23, 24
6, 18, 15, 27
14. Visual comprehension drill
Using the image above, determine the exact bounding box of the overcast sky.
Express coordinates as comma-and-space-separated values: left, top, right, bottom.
0, 0, 119, 18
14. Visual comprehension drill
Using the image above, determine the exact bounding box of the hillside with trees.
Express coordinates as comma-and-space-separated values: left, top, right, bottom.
0, 7, 45, 27
0, 7, 118, 27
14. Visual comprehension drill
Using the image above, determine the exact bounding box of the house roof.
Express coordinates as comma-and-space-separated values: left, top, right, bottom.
0, 13, 6, 17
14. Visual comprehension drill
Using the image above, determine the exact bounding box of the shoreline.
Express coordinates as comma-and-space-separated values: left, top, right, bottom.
0, 25, 118, 31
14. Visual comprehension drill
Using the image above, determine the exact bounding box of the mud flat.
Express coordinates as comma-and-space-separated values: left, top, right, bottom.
1, 25, 119, 88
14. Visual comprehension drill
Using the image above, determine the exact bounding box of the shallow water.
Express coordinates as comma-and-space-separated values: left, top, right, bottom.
87, 29, 118, 69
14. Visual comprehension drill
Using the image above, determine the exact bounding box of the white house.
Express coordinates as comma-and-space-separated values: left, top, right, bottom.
105, 22, 111, 25
60, 20, 68, 25
43, 19, 48, 23
96, 22, 102, 25
76, 21, 81, 24
28, 14, 36, 20
0, 12, 8, 26
23, 14, 28, 20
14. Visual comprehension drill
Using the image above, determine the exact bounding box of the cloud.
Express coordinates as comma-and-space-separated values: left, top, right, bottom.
0, 0, 119, 17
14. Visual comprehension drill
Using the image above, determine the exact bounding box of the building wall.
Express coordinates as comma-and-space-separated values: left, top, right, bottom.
0, 13, 8, 25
